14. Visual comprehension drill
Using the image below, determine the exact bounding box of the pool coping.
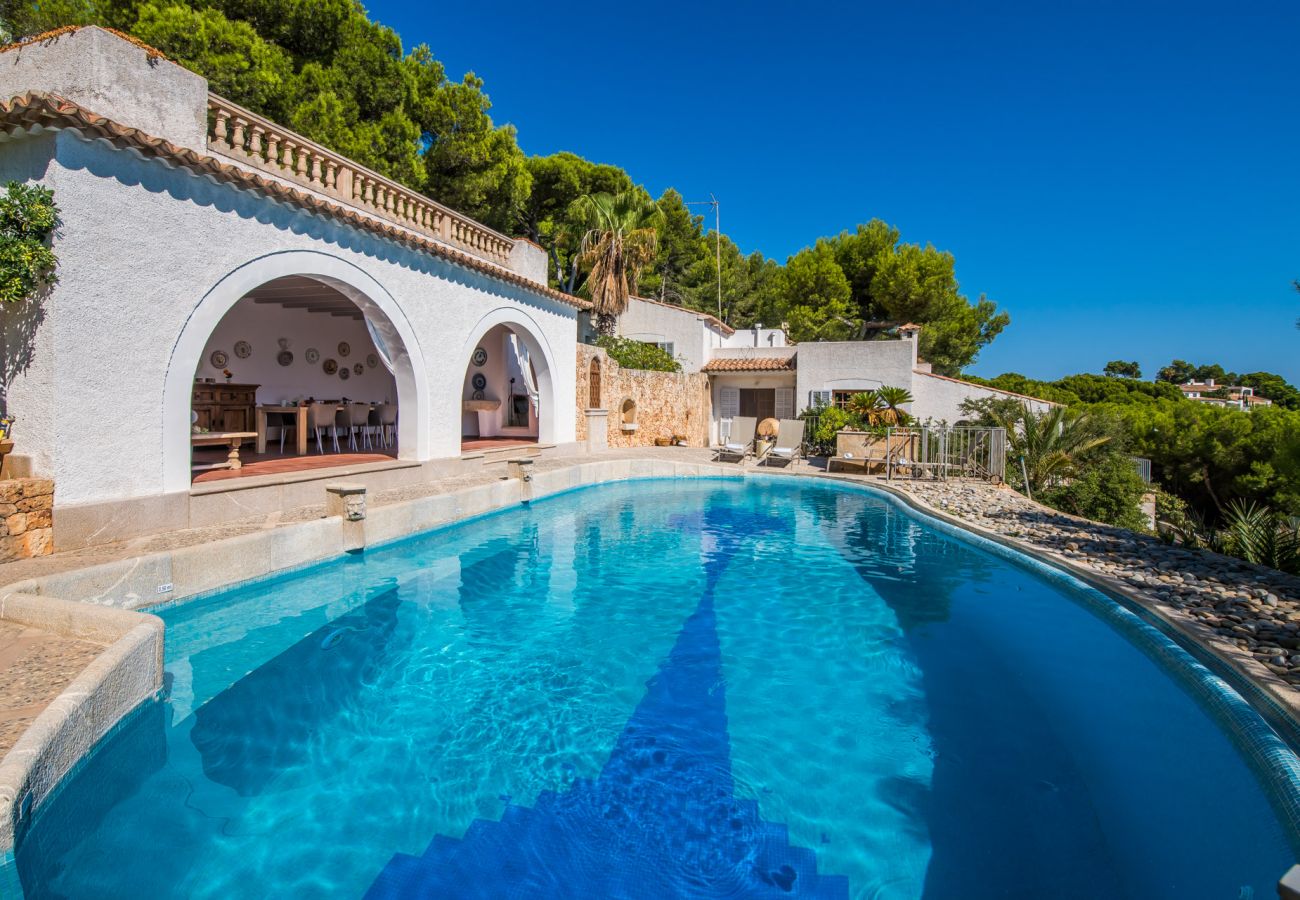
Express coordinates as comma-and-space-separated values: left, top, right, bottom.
3, 456, 1300, 872
834, 473, 1300, 736
0, 594, 163, 861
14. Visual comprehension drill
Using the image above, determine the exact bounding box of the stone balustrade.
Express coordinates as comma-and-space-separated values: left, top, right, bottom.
206, 94, 514, 266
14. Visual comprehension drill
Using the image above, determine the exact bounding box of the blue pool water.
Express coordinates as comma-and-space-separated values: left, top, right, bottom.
13, 478, 1300, 898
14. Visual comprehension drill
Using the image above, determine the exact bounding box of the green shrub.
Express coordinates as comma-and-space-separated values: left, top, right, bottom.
594, 335, 680, 372
0, 182, 60, 304
1041, 453, 1150, 532
800, 404, 868, 455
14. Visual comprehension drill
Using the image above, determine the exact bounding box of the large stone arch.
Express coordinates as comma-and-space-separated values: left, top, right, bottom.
458, 307, 560, 445
162, 250, 430, 493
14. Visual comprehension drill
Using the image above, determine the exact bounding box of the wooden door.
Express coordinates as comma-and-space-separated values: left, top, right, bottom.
739, 389, 776, 422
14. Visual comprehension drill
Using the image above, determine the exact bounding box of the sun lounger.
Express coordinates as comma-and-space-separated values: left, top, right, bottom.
760, 419, 805, 467
714, 416, 757, 462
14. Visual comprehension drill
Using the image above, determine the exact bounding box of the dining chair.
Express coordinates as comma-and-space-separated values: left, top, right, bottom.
309, 402, 340, 453
273, 410, 296, 454
377, 403, 398, 448
347, 403, 372, 451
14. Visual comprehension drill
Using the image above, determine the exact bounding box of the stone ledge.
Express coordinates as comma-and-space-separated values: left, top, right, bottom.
0, 593, 163, 856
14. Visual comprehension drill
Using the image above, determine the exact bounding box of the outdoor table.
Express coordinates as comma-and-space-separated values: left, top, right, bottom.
191, 431, 257, 471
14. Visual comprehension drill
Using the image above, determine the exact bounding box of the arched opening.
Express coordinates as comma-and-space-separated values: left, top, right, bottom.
182, 274, 412, 483
588, 357, 602, 409
460, 318, 555, 452
620, 398, 638, 432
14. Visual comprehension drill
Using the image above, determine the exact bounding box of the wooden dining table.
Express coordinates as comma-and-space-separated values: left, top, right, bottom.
256, 405, 309, 455
256, 404, 381, 455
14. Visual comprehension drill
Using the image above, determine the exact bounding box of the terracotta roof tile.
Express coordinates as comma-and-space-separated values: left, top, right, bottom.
0, 25, 169, 59
0, 92, 589, 310
701, 355, 796, 373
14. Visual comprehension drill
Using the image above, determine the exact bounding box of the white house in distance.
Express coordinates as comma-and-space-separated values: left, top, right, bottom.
1178, 380, 1272, 411
587, 297, 1053, 442
0, 27, 580, 549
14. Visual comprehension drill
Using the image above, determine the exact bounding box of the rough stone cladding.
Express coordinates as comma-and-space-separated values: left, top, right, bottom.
0, 478, 54, 560
575, 346, 711, 448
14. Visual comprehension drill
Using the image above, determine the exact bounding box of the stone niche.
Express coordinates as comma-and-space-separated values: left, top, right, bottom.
575, 345, 711, 448
0, 478, 54, 561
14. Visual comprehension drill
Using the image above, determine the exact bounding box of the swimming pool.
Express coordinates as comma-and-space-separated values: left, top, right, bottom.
12, 477, 1300, 898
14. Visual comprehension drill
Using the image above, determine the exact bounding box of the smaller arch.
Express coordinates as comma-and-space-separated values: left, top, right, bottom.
620, 398, 638, 432
588, 357, 602, 409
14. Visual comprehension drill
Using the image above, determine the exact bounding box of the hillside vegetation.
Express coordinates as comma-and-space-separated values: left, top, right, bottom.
2, 0, 1005, 374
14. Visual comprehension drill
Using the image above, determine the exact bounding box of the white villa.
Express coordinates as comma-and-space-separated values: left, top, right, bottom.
1178, 379, 1273, 411
583, 296, 1053, 443
0, 27, 1051, 557
0, 28, 580, 550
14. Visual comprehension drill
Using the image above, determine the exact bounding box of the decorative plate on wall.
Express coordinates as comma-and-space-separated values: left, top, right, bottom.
366, 353, 379, 369
337, 341, 351, 357
339, 368, 350, 381
305, 348, 320, 364
277, 337, 290, 350
277, 350, 294, 367
323, 358, 338, 375
471, 347, 488, 367
353, 363, 364, 375
234, 340, 252, 359
471, 373, 487, 391
471, 390, 485, 400
209, 350, 229, 368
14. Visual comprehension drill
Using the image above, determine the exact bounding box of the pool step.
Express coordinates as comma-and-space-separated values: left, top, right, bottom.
367, 787, 847, 899
367, 590, 848, 898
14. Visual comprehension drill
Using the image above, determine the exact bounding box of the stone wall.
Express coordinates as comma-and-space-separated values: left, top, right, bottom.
0, 478, 53, 561
575, 346, 711, 447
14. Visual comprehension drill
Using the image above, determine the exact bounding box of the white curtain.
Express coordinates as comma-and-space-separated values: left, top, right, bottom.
509, 333, 540, 414
364, 315, 396, 374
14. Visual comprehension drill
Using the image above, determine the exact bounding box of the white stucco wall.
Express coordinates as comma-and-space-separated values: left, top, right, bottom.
720, 327, 786, 349
611, 297, 730, 374
793, 339, 919, 413
912, 373, 1055, 424
0, 128, 577, 508
0, 27, 209, 151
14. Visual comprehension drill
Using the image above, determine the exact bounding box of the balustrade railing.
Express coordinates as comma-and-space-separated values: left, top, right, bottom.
206, 94, 514, 266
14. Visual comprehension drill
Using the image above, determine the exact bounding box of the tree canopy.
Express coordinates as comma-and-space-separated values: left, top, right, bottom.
2, 0, 1011, 373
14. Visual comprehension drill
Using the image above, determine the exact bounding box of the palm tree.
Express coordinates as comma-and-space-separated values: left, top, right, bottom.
569, 192, 662, 335
846, 387, 913, 426
846, 390, 883, 424
874, 386, 914, 425
989, 404, 1111, 496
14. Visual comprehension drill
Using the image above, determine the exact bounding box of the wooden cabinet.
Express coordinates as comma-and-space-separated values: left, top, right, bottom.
193, 383, 259, 435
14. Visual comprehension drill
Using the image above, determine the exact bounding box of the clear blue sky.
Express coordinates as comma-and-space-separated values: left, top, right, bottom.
368, 0, 1299, 381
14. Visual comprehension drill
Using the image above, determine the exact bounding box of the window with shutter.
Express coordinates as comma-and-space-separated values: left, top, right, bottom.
720, 387, 740, 418
809, 390, 832, 409
775, 387, 794, 420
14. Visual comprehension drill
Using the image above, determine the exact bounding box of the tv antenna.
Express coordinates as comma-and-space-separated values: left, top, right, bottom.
684, 195, 722, 321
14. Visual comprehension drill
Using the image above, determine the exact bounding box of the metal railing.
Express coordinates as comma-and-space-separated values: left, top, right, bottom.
880, 426, 1007, 482
1131, 456, 1152, 484
206, 94, 514, 266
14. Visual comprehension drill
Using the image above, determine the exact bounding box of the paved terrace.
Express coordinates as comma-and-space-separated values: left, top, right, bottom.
2, 447, 1299, 763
